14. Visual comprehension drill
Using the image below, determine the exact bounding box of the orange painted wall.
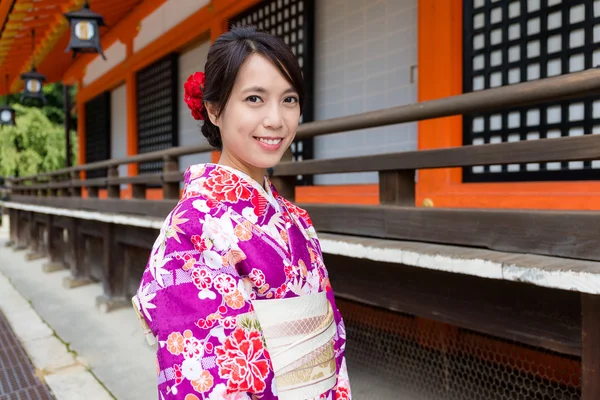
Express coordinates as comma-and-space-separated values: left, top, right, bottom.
75, 0, 600, 210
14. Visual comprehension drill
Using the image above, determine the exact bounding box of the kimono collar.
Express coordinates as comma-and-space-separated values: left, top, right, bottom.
189, 163, 280, 210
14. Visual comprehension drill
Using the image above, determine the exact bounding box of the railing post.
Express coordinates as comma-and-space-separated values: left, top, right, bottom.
378, 169, 416, 206
48, 176, 58, 197
7, 208, 17, 248
96, 222, 129, 313
162, 156, 180, 200
42, 213, 66, 272
70, 171, 81, 197
582, 293, 600, 399
108, 166, 120, 199
132, 183, 146, 199
271, 148, 296, 202
62, 218, 92, 289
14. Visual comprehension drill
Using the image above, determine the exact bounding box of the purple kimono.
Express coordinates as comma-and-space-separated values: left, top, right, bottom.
133, 163, 351, 400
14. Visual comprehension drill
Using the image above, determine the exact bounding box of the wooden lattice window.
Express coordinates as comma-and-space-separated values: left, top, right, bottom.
84, 92, 111, 179
463, 0, 600, 182
136, 53, 179, 176
230, 0, 315, 185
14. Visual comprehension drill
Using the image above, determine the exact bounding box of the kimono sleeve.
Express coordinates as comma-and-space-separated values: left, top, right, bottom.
132, 201, 274, 400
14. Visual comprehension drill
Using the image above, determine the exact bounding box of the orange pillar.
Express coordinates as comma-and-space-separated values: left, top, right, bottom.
416, 0, 463, 199
126, 39, 138, 180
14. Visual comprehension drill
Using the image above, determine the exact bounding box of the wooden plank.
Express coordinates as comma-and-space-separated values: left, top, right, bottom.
303, 204, 600, 261
108, 173, 163, 185
324, 253, 582, 356
273, 134, 600, 176
378, 170, 415, 206
294, 68, 600, 140
582, 294, 600, 398
10, 196, 177, 218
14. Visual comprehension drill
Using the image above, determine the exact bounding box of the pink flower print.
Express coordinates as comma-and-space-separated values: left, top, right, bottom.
191, 268, 212, 290
284, 264, 294, 279
214, 274, 237, 295
275, 284, 287, 299
220, 316, 237, 330
183, 330, 202, 359
191, 235, 207, 252
215, 328, 270, 394
248, 269, 266, 288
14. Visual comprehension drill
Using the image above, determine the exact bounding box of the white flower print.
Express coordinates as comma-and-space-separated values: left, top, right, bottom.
242, 206, 258, 224
192, 199, 210, 213
203, 212, 238, 252
198, 288, 216, 300
203, 250, 223, 270
181, 358, 203, 381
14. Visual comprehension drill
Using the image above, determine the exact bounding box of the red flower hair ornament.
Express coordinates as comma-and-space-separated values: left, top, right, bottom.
184, 71, 206, 121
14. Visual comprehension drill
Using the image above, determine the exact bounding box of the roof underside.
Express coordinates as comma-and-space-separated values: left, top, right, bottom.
0, 0, 143, 95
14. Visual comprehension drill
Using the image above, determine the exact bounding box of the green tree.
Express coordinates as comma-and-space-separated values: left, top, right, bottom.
0, 103, 77, 178
3, 82, 78, 126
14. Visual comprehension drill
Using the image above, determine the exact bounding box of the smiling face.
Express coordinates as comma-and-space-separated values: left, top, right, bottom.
206, 53, 301, 184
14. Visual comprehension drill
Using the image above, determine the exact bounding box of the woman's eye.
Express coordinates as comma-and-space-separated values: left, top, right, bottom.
246, 95, 262, 103
284, 96, 299, 104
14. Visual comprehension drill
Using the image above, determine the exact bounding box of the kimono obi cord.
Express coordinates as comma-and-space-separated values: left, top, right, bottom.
251, 291, 337, 400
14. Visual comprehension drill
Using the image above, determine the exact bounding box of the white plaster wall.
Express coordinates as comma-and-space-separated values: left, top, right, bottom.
110, 84, 128, 183
178, 40, 212, 171
83, 41, 126, 86
313, 0, 418, 184
134, 0, 210, 53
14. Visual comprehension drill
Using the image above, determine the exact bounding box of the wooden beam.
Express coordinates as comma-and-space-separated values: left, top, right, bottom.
325, 253, 582, 356
8, 194, 600, 262
10, 195, 176, 218
273, 134, 600, 177
303, 204, 600, 262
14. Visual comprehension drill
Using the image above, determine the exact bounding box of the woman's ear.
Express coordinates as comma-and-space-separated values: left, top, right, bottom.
205, 102, 220, 127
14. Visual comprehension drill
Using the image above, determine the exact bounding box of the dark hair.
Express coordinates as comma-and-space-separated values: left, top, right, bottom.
199, 26, 305, 149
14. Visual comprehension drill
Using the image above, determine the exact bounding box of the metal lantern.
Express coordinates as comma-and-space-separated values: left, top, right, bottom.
64, 1, 106, 60
0, 105, 15, 126
20, 67, 46, 104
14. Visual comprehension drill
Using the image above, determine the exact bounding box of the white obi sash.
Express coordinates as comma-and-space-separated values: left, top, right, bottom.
251, 292, 337, 400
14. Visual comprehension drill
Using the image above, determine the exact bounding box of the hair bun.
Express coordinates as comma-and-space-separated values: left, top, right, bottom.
183, 72, 206, 120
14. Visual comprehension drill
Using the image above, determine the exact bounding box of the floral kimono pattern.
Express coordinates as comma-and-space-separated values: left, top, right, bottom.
133, 163, 351, 400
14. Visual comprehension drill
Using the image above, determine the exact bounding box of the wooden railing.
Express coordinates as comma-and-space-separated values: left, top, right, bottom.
5, 68, 600, 262
3, 69, 600, 399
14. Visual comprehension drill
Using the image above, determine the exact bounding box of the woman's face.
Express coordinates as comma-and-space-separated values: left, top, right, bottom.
208, 54, 301, 182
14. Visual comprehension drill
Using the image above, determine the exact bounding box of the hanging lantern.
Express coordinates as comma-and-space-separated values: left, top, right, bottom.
0, 75, 15, 126
20, 30, 46, 104
64, 1, 106, 60
20, 67, 46, 104
0, 106, 15, 126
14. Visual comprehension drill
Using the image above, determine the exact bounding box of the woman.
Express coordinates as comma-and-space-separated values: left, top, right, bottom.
132, 27, 351, 400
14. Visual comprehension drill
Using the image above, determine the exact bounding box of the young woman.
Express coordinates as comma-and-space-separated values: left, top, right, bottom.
133, 27, 352, 400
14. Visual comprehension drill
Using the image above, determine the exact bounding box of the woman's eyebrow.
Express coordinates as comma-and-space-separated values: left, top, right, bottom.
241, 86, 298, 94
242, 86, 268, 94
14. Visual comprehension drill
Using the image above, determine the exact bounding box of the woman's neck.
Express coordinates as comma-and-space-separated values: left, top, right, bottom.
217, 151, 266, 188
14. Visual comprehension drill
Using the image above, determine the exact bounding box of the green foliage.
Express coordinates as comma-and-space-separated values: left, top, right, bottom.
0, 103, 77, 178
